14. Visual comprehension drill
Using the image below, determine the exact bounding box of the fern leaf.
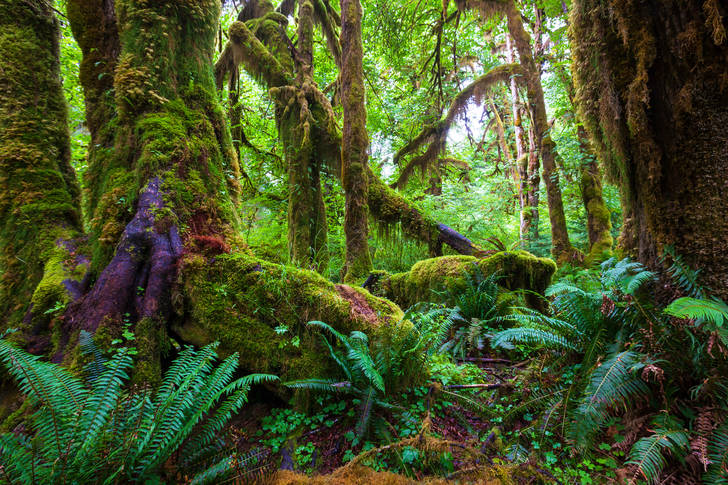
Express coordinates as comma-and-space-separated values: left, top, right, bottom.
571, 350, 648, 449
627, 429, 689, 484
664, 297, 728, 327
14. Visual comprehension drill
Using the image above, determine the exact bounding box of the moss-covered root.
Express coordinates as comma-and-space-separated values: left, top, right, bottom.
172, 253, 406, 392
378, 251, 557, 310
0, 0, 83, 336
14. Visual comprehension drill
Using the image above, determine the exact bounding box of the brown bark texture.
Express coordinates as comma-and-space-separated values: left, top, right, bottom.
572, 0, 728, 296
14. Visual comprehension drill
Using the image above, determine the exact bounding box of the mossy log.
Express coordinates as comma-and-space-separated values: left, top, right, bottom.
171, 252, 405, 388
371, 251, 557, 310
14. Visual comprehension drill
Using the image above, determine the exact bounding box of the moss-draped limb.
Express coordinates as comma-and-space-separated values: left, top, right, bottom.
391, 64, 522, 191
340, 0, 373, 282
172, 252, 405, 391
219, 17, 479, 257
0, 0, 84, 342
372, 251, 556, 311
571, 0, 728, 297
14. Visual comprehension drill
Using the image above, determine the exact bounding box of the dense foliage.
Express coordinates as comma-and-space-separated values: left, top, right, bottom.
1, 0, 726, 483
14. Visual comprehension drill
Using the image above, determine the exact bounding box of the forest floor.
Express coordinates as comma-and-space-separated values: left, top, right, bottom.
207, 353, 594, 484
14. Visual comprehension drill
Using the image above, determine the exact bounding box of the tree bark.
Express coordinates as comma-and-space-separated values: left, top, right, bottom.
0, 0, 83, 351
340, 0, 373, 282
572, 0, 728, 297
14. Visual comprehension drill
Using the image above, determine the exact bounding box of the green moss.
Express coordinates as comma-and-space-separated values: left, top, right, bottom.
172, 252, 405, 396
367, 177, 441, 254
0, 0, 82, 328
133, 317, 167, 387
379, 250, 557, 309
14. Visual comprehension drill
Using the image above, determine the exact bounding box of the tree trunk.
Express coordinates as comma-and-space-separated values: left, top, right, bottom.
504, 0, 577, 263
0, 0, 83, 352
577, 125, 613, 264
505, 34, 533, 244
340, 0, 373, 282
572, 0, 728, 297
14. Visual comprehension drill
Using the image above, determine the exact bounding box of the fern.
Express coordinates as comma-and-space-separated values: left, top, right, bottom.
662, 245, 707, 299
627, 428, 689, 484
0, 334, 274, 484
705, 423, 728, 484
571, 350, 649, 449
664, 297, 728, 327
284, 315, 443, 440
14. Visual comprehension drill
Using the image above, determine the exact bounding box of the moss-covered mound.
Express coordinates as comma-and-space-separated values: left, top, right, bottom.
172, 253, 405, 389
378, 251, 557, 310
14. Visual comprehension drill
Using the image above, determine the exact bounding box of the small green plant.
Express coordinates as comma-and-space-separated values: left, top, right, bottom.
285, 314, 450, 441
438, 268, 512, 359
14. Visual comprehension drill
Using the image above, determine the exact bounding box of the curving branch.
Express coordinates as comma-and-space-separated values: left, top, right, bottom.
392, 63, 522, 189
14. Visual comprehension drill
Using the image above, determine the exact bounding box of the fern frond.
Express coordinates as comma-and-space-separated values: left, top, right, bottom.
627, 429, 689, 484
661, 245, 707, 299
705, 422, 728, 484
491, 327, 578, 351
284, 378, 353, 393
571, 350, 649, 449
664, 297, 728, 327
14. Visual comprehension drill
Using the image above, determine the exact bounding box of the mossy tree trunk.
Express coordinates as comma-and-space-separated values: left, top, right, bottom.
552, 62, 613, 264
0, 0, 83, 352
577, 126, 613, 264
340, 0, 373, 282
502, 0, 577, 263
505, 34, 534, 244
63, 0, 245, 379
282, 0, 330, 272
572, 0, 728, 297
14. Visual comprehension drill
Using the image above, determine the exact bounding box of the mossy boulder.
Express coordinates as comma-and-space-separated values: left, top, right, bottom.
172, 253, 406, 394
377, 250, 557, 310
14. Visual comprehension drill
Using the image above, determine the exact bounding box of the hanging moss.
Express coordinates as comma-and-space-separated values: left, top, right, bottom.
376, 251, 556, 310
172, 253, 405, 392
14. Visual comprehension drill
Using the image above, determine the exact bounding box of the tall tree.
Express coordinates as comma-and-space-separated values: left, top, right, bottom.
0, 0, 407, 386
457, 0, 578, 262
340, 0, 373, 282
505, 33, 537, 243
501, 0, 576, 262
572, 0, 728, 296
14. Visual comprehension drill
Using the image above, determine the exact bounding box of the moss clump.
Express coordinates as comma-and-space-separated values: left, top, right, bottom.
172, 253, 405, 393
378, 251, 557, 310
